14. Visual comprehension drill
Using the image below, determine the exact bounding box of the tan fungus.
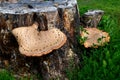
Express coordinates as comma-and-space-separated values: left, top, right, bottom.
12, 23, 67, 56
80, 28, 110, 48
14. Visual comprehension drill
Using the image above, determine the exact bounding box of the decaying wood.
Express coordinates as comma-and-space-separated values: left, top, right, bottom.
80, 10, 104, 27
0, 0, 80, 79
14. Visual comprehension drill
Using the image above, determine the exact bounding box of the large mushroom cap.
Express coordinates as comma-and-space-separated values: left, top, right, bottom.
80, 28, 110, 48
12, 23, 67, 56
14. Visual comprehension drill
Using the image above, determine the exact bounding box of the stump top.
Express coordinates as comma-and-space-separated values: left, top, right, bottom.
0, 0, 77, 14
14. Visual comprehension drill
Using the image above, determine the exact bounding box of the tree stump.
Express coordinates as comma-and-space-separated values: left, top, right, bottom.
0, 0, 80, 79
80, 10, 104, 27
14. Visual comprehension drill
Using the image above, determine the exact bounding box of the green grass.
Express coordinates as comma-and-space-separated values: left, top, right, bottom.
0, 69, 14, 80
67, 0, 120, 80
77, 0, 120, 16
0, 69, 41, 80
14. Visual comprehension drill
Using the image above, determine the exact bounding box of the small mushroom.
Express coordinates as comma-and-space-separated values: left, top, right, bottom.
12, 23, 67, 56
80, 28, 110, 48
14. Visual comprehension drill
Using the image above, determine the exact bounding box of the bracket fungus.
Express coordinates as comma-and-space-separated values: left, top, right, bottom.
80, 28, 110, 48
12, 23, 67, 56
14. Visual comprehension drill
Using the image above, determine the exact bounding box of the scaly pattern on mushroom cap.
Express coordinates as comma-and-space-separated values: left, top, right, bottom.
12, 23, 67, 56
80, 28, 110, 48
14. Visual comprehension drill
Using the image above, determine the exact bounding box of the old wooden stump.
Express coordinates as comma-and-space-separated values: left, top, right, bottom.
0, 0, 80, 79
80, 10, 104, 27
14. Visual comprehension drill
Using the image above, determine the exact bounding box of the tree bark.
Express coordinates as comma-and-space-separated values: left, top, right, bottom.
0, 0, 80, 79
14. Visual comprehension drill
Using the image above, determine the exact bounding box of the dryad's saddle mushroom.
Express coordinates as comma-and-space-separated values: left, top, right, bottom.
12, 23, 67, 56
80, 28, 110, 48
